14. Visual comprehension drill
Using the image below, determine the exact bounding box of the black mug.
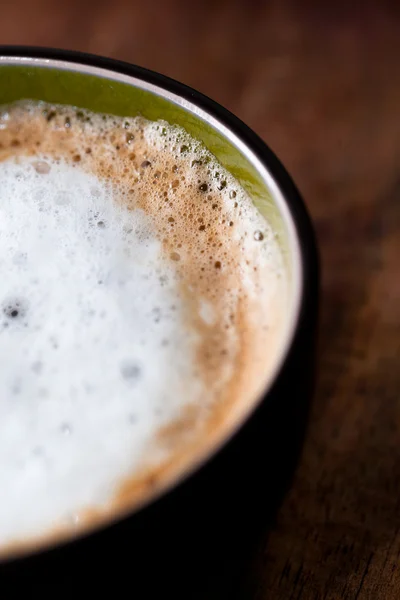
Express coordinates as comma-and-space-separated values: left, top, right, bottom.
0, 47, 319, 598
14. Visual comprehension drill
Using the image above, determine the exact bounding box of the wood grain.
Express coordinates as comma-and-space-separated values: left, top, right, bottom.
1, 1, 400, 597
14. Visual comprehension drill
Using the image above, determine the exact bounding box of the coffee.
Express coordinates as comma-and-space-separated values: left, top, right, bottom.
0, 102, 288, 555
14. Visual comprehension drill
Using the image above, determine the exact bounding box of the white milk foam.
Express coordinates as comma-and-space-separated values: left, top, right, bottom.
0, 157, 202, 545
0, 102, 288, 551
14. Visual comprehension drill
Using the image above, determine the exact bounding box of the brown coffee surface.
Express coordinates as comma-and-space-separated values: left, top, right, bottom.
0, 102, 288, 557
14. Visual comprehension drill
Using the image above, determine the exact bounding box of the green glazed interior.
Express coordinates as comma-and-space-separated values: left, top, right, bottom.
0, 64, 290, 268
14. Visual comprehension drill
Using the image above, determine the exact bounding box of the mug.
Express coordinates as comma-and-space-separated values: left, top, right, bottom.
0, 46, 319, 595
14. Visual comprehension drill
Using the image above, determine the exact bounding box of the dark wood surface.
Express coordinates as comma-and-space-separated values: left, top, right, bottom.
1, 1, 400, 597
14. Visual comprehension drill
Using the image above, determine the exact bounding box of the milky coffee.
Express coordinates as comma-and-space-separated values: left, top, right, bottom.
0, 102, 288, 555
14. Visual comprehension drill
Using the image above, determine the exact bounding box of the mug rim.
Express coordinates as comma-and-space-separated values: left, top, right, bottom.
0, 46, 319, 562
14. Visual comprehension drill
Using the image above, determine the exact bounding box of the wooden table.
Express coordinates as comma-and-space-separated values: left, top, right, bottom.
2, 1, 400, 597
